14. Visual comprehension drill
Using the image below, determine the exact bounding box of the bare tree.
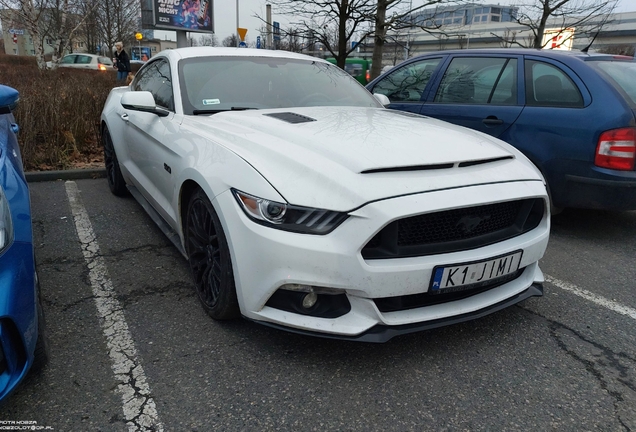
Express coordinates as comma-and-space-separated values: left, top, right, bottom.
222, 34, 238, 47
495, 0, 618, 49
370, 0, 451, 80
257, 0, 376, 68
198, 34, 218, 46
0, 0, 99, 69
94, 0, 139, 58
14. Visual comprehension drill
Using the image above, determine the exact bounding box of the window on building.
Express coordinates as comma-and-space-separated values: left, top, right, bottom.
491, 15, 500, 22
46, 38, 53, 45
474, 8, 482, 14
481, 16, 488, 21
453, 17, 463, 24
491, 7, 501, 14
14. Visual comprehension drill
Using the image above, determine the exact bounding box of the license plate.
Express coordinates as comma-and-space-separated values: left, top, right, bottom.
430, 251, 523, 293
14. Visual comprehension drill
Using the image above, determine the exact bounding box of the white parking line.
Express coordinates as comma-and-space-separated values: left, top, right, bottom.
65, 181, 163, 432
545, 274, 636, 321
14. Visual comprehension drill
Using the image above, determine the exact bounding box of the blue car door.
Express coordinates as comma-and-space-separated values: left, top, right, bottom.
368, 56, 446, 114
420, 54, 523, 138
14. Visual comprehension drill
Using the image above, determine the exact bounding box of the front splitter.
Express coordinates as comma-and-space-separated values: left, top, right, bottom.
246, 283, 543, 343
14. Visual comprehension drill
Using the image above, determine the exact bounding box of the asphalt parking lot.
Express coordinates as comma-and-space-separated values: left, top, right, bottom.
2, 178, 636, 431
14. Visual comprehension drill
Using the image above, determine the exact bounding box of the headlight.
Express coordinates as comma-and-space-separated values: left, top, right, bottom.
232, 189, 348, 235
0, 185, 14, 254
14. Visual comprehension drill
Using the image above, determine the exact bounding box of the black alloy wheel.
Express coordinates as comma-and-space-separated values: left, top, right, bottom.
185, 189, 240, 320
102, 125, 127, 196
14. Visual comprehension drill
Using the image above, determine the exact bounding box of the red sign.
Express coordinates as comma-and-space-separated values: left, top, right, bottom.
12, 33, 17, 43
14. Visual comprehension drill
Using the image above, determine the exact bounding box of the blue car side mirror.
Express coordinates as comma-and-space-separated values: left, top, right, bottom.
0, 84, 19, 114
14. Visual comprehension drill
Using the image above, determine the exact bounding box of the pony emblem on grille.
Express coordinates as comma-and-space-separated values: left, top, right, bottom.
456, 214, 491, 234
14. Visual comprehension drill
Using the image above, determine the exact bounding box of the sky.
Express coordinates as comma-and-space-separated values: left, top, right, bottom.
156, 0, 636, 43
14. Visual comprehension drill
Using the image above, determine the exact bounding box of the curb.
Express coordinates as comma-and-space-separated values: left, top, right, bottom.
25, 168, 107, 183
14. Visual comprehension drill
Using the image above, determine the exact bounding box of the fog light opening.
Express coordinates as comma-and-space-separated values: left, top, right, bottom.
302, 292, 318, 309
266, 285, 352, 318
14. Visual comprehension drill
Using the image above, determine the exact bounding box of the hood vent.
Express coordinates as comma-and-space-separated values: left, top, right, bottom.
264, 112, 316, 124
458, 156, 513, 167
362, 156, 514, 174
361, 163, 454, 174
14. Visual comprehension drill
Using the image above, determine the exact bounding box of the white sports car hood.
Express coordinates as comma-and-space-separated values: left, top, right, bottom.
185, 106, 543, 211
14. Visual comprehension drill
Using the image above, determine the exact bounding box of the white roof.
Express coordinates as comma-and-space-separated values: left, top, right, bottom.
158, 47, 329, 63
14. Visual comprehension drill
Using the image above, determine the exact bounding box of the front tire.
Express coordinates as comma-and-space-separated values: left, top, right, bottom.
102, 125, 127, 196
185, 189, 240, 320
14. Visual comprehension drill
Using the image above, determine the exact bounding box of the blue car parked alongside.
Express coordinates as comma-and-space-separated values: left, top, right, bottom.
0, 84, 45, 402
367, 49, 636, 211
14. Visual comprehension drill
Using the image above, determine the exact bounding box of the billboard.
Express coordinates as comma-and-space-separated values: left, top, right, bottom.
152, 0, 214, 33
542, 28, 575, 50
131, 46, 152, 61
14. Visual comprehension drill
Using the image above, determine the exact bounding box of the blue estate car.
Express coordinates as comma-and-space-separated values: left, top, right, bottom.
367, 49, 636, 211
0, 84, 45, 402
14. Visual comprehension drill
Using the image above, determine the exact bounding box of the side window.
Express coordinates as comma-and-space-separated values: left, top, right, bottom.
525, 60, 583, 107
373, 58, 442, 102
131, 60, 174, 112
434, 57, 517, 105
153, 60, 174, 111
76, 55, 92, 64
60, 55, 76, 64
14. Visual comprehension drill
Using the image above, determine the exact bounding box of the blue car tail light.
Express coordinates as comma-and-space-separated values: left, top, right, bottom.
0, 185, 13, 255
595, 127, 636, 171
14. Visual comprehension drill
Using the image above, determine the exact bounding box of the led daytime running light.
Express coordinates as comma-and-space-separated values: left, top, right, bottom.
232, 189, 348, 235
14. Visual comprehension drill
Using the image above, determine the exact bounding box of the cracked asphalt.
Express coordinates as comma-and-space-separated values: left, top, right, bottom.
2, 178, 636, 431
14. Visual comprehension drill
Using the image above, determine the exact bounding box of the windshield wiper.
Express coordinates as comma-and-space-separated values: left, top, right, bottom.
193, 107, 258, 115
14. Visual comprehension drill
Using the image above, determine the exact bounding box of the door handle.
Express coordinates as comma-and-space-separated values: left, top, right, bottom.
482, 116, 503, 126
120, 113, 129, 122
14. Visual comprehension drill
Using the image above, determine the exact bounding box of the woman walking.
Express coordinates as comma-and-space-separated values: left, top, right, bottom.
113, 42, 131, 83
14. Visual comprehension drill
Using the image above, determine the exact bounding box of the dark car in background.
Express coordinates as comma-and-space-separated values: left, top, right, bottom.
367, 49, 636, 211
0, 84, 46, 402
327, 57, 372, 85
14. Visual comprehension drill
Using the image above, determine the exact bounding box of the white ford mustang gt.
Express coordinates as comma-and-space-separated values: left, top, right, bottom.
100, 47, 550, 342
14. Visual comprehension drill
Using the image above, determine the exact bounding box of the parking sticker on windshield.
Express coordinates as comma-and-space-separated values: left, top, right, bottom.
202, 99, 220, 105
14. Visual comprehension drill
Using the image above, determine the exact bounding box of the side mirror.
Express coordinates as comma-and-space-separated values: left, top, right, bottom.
374, 93, 390, 107
0, 85, 19, 114
121, 91, 169, 117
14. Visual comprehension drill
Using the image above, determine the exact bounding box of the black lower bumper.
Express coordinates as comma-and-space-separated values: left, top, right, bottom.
563, 174, 636, 210
249, 283, 544, 343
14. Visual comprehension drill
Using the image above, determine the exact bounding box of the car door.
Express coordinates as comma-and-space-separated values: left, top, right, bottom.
59, 54, 77, 69
75, 54, 94, 69
509, 56, 592, 206
420, 55, 523, 138
123, 59, 178, 226
367, 57, 445, 114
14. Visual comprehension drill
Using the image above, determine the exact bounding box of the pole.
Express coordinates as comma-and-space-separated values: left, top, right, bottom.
236, 0, 240, 47
176, 30, 187, 48
266, 4, 272, 49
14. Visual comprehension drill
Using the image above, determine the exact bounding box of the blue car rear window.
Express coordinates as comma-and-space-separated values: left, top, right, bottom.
590, 60, 636, 106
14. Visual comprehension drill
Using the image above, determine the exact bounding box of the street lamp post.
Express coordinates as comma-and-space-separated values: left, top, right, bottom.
236, 0, 240, 47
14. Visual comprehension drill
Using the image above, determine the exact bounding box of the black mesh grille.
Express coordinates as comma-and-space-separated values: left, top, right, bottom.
363, 198, 544, 259
397, 200, 523, 246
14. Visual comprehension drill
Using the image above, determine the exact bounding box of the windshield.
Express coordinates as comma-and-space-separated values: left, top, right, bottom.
178, 56, 381, 114
589, 60, 636, 106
